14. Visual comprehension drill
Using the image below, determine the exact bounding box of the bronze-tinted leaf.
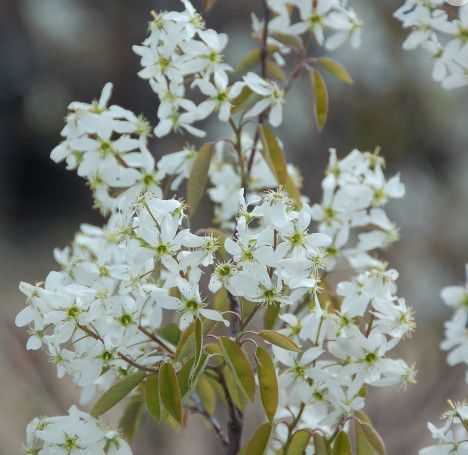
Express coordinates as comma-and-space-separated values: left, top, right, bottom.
218, 336, 255, 402
332, 431, 352, 455
286, 429, 312, 455
119, 398, 146, 442
244, 423, 272, 455
145, 373, 161, 423
355, 411, 386, 455
310, 69, 328, 131
256, 347, 278, 422
187, 142, 215, 217
159, 362, 182, 424
259, 330, 300, 352
91, 371, 146, 418
317, 57, 353, 84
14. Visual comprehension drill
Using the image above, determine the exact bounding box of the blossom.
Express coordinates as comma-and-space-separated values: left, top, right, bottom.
24, 406, 132, 455
243, 72, 285, 127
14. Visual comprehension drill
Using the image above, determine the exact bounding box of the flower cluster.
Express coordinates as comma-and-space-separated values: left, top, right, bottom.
25, 406, 131, 455
254, 0, 363, 64
207, 136, 303, 229
311, 148, 404, 271
17, 1, 422, 453
16, 192, 226, 405
133, 0, 244, 137
440, 264, 468, 382
420, 401, 468, 455
394, 1, 468, 89
50, 83, 155, 214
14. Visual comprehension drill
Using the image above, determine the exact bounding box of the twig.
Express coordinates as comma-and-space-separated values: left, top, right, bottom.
191, 393, 229, 447
218, 369, 243, 455
138, 324, 175, 357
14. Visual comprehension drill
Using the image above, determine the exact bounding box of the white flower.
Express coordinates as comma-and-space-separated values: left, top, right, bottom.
243, 72, 285, 127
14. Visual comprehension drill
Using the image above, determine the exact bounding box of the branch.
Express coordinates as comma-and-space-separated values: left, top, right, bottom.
191, 394, 229, 447
218, 369, 243, 455
77, 323, 157, 373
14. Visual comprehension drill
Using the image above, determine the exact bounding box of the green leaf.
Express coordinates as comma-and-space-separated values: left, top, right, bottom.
259, 125, 302, 205
191, 318, 203, 381
119, 399, 146, 443
231, 86, 256, 115
91, 371, 146, 418
332, 432, 352, 455
157, 323, 180, 346
313, 434, 331, 455
159, 363, 182, 424
258, 330, 300, 352
145, 373, 161, 423
244, 423, 272, 455
175, 322, 196, 361
218, 336, 256, 402
286, 429, 312, 455
271, 32, 303, 52
284, 174, 303, 208
178, 354, 209, 399
259, 124, 288, 185
355, 411, 386, 455
187, 142, 215, 217
196, 375, 216, 415
223, 365, 248, 411
317, 57, 353, 84
263, 302, 281, 330
176, 320, 215, 362
256, 347, 278, 422
236, 45, 279, 73
266, 60, 286, 82
355, 423, 375, 455
310, 69, 328, 131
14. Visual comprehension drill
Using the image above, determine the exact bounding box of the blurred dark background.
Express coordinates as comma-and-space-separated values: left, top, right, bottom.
0, 0, 467, 453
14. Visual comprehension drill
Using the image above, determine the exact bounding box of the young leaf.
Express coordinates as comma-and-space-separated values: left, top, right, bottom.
266, 60, 286, 82
196, 375, 216, 415
284, 174, 303, 208
244, 423, 272, 455
286, 429, 312, 455
218, 336, 256, 402
314, 434, 331, 455
236, 45, 279, 73
355, 411, 386, 455
179, 354, 209, 399
271, 32, 304, 52
332, 432, 352, 455
119, 399, 146, 443
317, 57, 353, 84
258, 330, 301, 352
175, 322, 196, 361
145, 373, 161, 423
157, 323, 180, 346
310, 69, 328, 131
256, 346, 278, 422
187, 142, 215, 218
191, 318, 203, 381
223, 365, 248, 411
91, 371, 147, 418
259, 125, 302, 205
259, 124, 288, 185
355, 422, 375, 455
263, 302, 281, 330
159, 362, 182, 424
